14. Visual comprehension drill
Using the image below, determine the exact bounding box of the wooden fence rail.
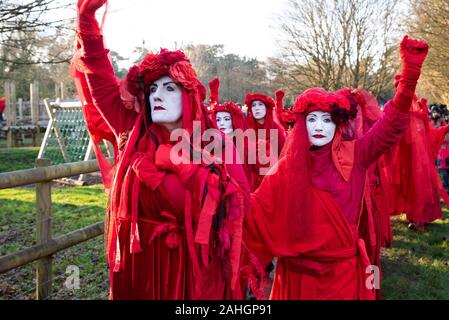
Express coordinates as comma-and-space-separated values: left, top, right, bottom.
0, 158, 112, 299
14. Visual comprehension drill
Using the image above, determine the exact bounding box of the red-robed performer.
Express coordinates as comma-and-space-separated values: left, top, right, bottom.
243, 36, 429, 300
386, 94, 449, 232
0, 96, 6, 127
209, 78, 258, 183
245, 93, 287, 190
208, 78, 268, 299
73, 0, 250, 299
336, 88, 394, 253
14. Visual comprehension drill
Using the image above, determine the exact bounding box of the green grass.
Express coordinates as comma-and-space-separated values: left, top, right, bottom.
0, 176, 109, 299
381, 210, 449, 300
0, 147, 40, 173
1, 147, 449, 299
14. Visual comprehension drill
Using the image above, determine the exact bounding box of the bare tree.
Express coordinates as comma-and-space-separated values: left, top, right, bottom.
0, 1, 76, 97
185, 44, 272, 103
408, 0, 449, 104
0, 0, 73, 66
0, 0, 71, 35
273, 0, 402, 98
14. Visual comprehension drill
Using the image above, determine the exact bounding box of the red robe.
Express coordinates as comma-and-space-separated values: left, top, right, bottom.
386, 98, 449, 223
244, 102, 409, 299
73, 35, 250, 299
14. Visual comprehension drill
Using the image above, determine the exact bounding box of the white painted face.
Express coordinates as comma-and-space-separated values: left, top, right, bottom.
251, 100, 267, 120
149, 76, 183, 126
306, 111, 336, 147
216, 111, 233, 135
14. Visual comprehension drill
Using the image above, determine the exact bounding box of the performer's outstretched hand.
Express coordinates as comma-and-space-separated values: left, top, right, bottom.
393, 35, 429, 111
77, 0, 107, 35
155, 144, 200, 186
275, 90, 285, 101
78, 0, 107, 16
399, 35, 429, 76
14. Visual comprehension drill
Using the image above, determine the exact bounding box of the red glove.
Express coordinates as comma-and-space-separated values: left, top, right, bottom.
393, 35, 429, 111
208, 78, 220, 107
399, 35, 429, 80
155, 144, 198, 186
275, 90, 285, 108
130, 153, 164, 190
77, 0, 107, 35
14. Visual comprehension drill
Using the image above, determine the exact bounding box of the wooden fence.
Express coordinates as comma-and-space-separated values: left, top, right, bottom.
0, 158, 110, 299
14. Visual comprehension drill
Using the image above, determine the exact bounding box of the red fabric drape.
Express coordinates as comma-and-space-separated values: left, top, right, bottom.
386, 97, 449, 223
72, 32, 250, 299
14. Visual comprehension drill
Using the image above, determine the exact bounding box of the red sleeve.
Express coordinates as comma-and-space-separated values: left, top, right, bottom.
356, 101, 410, 169
244, 162, 282, 266
78, 34, 137, 136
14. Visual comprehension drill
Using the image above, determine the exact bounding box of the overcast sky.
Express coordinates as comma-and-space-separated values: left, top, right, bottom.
92, 0, 287, 66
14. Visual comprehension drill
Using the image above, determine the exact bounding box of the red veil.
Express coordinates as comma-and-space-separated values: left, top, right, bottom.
386, 97, 449, 223
244, 88, 376, 299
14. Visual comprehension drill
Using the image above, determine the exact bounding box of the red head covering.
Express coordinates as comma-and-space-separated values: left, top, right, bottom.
0, 96, 6, 113
245, 92, 287, 158
293, 87, 352, 121
289, 88, 356, 181
244, 93, 278, 129
213, 101, 247, 131
245, 93, 275, 111
123, 48, 208, 136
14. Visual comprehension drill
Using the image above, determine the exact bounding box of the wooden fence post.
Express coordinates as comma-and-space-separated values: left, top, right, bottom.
30, 81, 40, 146
5, 81, 17, 147
35, 158, 52, 300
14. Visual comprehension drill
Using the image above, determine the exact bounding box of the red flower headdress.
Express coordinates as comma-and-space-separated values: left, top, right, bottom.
213, 101, 246, 131
245, 93, 275, 111
120, 48, 207, 135
293, 87, 355, 125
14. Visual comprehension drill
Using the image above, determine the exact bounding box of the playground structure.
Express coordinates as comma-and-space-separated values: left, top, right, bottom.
1, 81, 114, 183
1, 81, 47, 147
38, 99, 114, 184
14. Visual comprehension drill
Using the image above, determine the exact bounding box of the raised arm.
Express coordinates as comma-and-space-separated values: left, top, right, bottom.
75, 0, 137, 136
357, 36, 429, 168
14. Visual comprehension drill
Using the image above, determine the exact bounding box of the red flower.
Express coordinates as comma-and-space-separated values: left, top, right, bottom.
125, 65, 142, 95
137, 48, 198, 92
159, 48, 188, 65
139, 53, 169, 86
329, 94, 350, 111
169, 61, 198, 91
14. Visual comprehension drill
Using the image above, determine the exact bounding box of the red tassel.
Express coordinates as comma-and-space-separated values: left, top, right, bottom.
113, 235, 121, 272
130, 222, 142, 254
130, 176, 142, 254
